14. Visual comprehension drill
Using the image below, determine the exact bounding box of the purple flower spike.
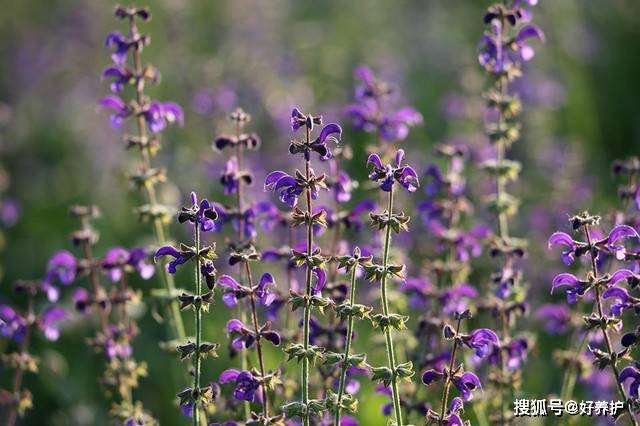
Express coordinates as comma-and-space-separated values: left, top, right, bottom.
367, 149, 420, 193
463, 328, 500, 358
547, 232, 577, 265
38, 306, 67, 341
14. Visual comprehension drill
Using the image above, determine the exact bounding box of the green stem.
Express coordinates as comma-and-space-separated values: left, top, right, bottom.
193, 225, 202, 426
301, 129, 313, 426
334, 266, 358, 426
381, 187, 403, 426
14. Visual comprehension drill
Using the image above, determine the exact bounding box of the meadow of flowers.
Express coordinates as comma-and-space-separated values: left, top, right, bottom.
1, 1, 640, 425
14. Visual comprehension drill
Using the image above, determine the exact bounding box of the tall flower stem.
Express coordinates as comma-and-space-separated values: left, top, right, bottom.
192, 224, 203, 426
80, 219, 108, 332
233, 121, 252, 420
128, 15, 185, 342
381, 186, 403, 426
301, 126, 313, 426
438, 317, 462, 424
244, 261, 270, 418
334, 265, 358, 426
584, 225, 637, 426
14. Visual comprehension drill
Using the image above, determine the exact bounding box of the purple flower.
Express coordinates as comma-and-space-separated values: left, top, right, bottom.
289, 108, 342, 161
38, 306, 67, 341
451, 371, 482, 401
154, 245, 195, 274
219, 369, 261, 402
345, 66, 423, 142
220, 156, 252, 195
105, 31, 131, 65
332, 170, 354, 203
462, 328, 500, 358
620, 365, 640, 399
264, 171, 307, 208
178, 192, 219, 233
104, 324, 133, 360
218, 273, 277, 307
550, 273, 589, 304
515, 25, 546, 61
488, 338, 528, 370
0, 305, 26, 341
44, 250, 77, 286
367, 149, 420, 192
602, 224, 639, 260
535, 304, 572, 334
127, 247, 155, 280
603, 286, 637, 317
72, 288, 91, 314
102, 246, 130, 282
547, 232, 577, 265
421, 369, 445, 386
98, 95, 183, 132
102, 66, 134, 93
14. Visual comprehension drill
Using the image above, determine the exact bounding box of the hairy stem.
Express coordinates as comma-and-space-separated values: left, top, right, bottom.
584, 225, 637, 426
334, 265, 358, 426
193, 224, 202, 426
381, 187, 403, 426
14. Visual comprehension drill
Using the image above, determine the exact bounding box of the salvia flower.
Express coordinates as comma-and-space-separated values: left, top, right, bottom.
219, 369, 261, 402
461, 328, 500, 359
218, 273, 277, 307
366, 149, 420, 192
98, 95, 183, 132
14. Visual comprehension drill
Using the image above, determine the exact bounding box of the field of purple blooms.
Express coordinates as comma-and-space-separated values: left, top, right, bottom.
1, 1, 640, 425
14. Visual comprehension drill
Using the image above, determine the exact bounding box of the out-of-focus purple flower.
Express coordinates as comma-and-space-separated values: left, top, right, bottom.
345, 66, 423, 143
127, 247, 155, 280
105, 31, 131, 65
0, 197, 20, 227
0, 304, 26, 341
104, 324, 133, 360
219, 369, 261, 402
488, 338, 528, 370
367, 149, 420, 193
478, 19, 544, 74
44, 250, 77, 286
72, 288, 91, 314
102, 66, 134, 93
220, 156, 252, 195
332, 170, 355, 203
462, 328, 500, 358
535, 304, 572, 334
441, 284, 478, 316
98, 95, 183, 132
102, 246, 130, 282
38, 306, 67, 341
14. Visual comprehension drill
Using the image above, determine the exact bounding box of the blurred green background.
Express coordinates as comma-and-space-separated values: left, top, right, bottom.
1, 1, 639, 425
